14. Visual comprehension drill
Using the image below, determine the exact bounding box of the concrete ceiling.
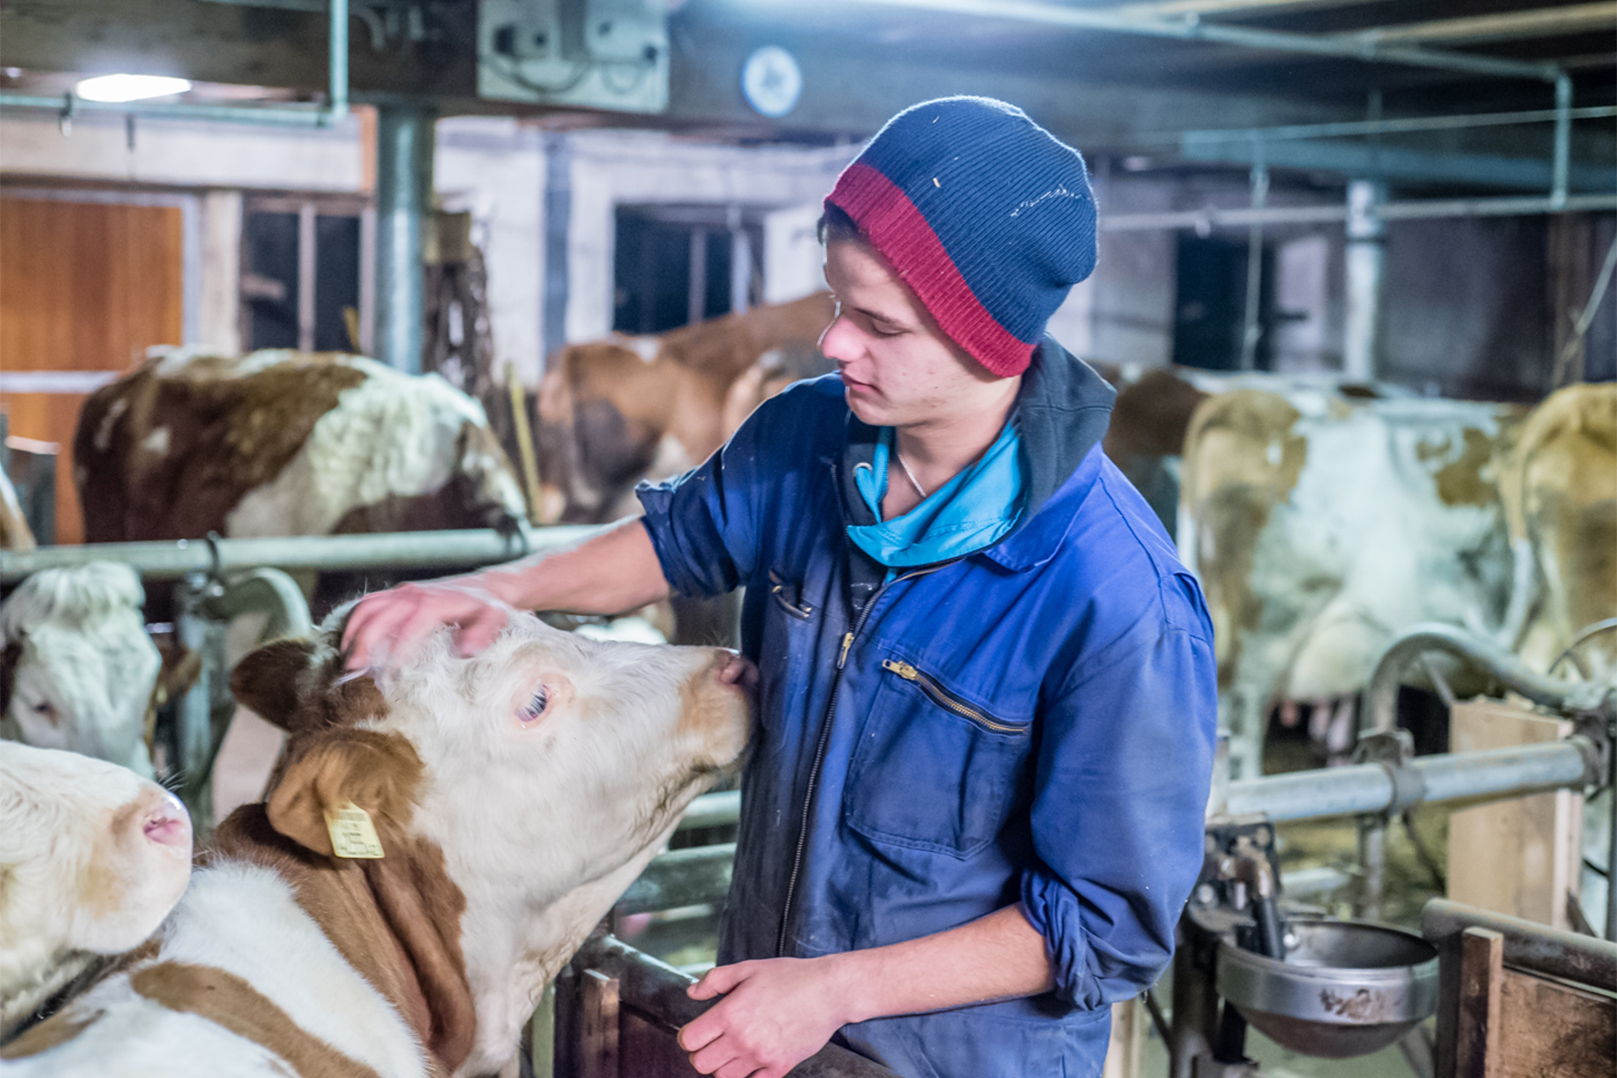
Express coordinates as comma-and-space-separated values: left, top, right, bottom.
1, 0, 1613, 190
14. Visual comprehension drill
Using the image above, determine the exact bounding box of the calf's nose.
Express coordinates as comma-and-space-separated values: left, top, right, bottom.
139, 790, 193, 850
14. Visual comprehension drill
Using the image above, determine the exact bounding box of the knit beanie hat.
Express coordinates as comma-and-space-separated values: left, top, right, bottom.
825, 96, 1098, 378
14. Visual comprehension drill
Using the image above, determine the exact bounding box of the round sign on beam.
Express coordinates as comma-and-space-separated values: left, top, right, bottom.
742, 45, 802, 120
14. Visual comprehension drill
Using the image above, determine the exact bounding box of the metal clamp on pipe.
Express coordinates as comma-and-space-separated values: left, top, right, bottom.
1353, 728, 1427, 815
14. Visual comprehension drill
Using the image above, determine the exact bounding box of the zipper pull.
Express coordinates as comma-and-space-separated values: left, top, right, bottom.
881, 659, 918, 680
837, 631, 854, 669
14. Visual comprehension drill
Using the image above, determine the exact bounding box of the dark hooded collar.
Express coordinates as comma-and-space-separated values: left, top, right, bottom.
837, 338, 1115, 583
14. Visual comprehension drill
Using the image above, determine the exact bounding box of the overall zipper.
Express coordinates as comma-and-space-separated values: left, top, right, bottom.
879, 660, 1027, 735
774, 562, 948, 956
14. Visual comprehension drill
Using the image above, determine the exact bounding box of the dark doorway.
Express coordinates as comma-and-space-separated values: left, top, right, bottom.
1173, 234, 1275, 371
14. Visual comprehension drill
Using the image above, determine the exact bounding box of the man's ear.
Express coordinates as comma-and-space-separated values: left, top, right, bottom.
230, 638, 317, 730
264, 729, 424, 857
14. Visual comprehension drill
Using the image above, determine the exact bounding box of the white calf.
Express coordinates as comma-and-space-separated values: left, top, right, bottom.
0, 563, 161, 778
0, 741, 191, 1042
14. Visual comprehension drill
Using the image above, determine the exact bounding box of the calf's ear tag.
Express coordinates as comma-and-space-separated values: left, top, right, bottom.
324, 800, 385, 859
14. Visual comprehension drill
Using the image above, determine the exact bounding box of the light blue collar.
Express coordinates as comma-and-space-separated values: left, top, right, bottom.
848, 419, 1025, 569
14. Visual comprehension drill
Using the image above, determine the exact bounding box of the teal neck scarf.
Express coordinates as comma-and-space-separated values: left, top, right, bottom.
848, 418, 1026, 569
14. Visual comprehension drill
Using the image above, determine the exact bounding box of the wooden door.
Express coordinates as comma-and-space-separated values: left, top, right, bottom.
0, 195, 184, 544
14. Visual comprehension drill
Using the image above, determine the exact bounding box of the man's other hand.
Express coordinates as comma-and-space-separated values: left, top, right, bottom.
342, 579, 512, 671
679, 956, 862, 1078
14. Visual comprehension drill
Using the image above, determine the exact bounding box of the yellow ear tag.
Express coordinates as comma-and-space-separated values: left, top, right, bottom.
324, 801, 385, 859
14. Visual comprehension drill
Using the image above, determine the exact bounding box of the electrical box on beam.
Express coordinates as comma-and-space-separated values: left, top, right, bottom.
478, 0, 669, 113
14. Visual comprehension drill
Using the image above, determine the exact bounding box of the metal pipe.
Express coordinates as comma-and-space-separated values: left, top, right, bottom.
328, 0, 350, 121
1343, 178, 1385, 381
1552, 75, 1572, 209
852, 0, 1563, 81
1221, 739, 1595, 821
1099, 192, 1617, 233
676, 790, 739, 832
1422, 898, 1617, 986
0, 525, 604, 583
1238, 159, 1268, 371
1607, 757, 1616, 940
1365, 622, 1598, 736
1174, 104, 1617, 147
374, 104, 435, 375
0, 93, 338, 127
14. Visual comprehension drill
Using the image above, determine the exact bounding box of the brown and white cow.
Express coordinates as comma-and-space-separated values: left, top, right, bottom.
1, 613, 749, 1076
1502, 381, 1617, 678
538, 293, 835, 524
1179, 388, 1525, 779
1496, 381, 1616, 932
0, 741, 192, 1043
75, 348, 528, 544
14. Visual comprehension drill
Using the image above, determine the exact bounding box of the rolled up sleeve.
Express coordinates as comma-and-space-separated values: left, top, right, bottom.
1019, 598, 1218, 1010
636, 405, 769, 599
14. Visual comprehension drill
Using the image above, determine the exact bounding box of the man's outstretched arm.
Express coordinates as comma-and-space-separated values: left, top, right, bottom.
678, 905, 1053, 1078
342, 518, 672, 669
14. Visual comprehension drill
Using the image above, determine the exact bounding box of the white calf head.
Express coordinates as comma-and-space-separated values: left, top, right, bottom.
0, 564, 161, 777
0, 741, 191, 1013
230, 613, 750, 1073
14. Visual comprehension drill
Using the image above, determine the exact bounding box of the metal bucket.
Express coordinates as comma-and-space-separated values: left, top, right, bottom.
1216, 917, 1439, 1058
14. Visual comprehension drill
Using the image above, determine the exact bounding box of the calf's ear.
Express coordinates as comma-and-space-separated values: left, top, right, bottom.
265, 729, 423, 857
230, 638, 317, 730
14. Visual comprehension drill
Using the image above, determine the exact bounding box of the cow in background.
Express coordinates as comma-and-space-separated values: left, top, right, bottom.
0, 563, 163, 779
0, 470, 34, 552
1497, 381, 1616, 933
1179, 389, 1525, 779
76, 348, 527, 546
538, 293, 836, 524
3, 614, 748, 1076
1, 741, 191, 1044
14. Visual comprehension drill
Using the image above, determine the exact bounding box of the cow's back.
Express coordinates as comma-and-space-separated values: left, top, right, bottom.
1505, 381, 1617, 674
75, 349, 524, 543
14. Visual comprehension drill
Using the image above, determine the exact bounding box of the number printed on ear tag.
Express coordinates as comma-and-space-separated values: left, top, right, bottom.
324, 800, 384, 859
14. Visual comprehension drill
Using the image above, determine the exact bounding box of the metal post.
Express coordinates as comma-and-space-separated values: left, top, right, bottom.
328, 0, 350, 121
1551, 74, 1572, 210
173, 572, 220, 825
374, 104, 435, 375
542, 133, 572, 364
1239, 158, 1268, 370
1343, 178, 1387, 381
1607, 737, 1617, 941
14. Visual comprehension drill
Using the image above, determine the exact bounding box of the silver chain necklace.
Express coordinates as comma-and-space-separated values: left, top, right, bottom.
895, 449, 928, 499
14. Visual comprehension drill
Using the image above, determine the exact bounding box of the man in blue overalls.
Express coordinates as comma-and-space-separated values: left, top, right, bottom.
347, 96, 1217, 1078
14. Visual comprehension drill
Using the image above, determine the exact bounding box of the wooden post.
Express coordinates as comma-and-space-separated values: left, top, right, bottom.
1103, 998, 1145, 1078
1447, 699, 1582, 928
1455, 927, 1502, 1078
580, 969, 620, 1078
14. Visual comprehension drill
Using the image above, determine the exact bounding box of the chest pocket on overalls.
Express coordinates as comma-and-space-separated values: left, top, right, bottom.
845, 653, 1034, 858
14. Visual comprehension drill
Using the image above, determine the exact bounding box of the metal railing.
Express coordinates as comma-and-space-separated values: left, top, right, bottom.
0, 524, 606, 583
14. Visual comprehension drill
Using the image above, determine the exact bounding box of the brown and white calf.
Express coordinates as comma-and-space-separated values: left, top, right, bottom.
2, 614, 749, 1076
0, 741, 192, 1042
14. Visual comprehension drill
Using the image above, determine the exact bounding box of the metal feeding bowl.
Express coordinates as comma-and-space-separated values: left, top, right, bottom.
1216, 917, 1440, 1059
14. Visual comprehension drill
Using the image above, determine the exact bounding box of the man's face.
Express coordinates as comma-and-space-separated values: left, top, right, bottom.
819, 239, 1005, 430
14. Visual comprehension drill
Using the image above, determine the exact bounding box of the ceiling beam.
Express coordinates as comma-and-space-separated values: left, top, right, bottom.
1338, 3, 1617, 46
845, 0, 1562, 80
1110, 0, 1386, 19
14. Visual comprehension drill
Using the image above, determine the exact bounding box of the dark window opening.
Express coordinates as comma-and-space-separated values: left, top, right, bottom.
1172, 234, 1275, 372
613, 206, 762, 335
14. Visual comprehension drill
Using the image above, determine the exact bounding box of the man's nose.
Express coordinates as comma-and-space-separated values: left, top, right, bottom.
818, 315, 859, 364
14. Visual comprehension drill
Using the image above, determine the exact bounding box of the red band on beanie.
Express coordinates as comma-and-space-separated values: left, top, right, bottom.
828, 163, 1034, 378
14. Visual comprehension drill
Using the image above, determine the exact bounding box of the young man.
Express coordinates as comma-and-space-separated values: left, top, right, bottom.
345, 97, 1217, 1078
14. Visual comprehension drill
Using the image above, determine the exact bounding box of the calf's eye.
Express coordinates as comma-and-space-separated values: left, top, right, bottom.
519, 686, 550, 723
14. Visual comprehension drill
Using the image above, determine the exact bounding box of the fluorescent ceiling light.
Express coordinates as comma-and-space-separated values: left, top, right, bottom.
74, 74, 192, 103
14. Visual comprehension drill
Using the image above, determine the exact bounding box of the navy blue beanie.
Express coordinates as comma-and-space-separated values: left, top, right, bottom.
826, 96, 1098, 377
